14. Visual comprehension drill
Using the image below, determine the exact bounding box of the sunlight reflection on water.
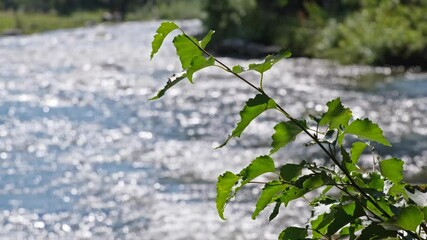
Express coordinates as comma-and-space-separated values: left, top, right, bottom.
0, 19, 426, 239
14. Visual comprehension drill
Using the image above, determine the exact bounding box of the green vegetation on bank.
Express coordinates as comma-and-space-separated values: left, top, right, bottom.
0, 0, 203, 35
205, 0, 427, 68
0, 11, 102, 34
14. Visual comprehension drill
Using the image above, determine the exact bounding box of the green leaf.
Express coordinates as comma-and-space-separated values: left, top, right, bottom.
232, 65, 246, 74
319, 98, 352, 129
248, 49, 292, 74
281, 173, 329, 206
280, 186, 306, 206
252, 181, 287, 219
269, 200, 281, 221
217, 94, 276, 148
239, 155, 275, 185
150, 21, 179, 59
339, 220, 363, 240
340, 118, 391, 146
384, 206, 424, 232
312, 203, 365, 237
366, 172, 384, 192
186, 56, 215, 82
200, 30, 215, 48
350, 141, 368, 164
388, 183, 408, 198
422, 207, 427, 221
216, 171, 239, 220
365, 197, 394, 218
379, 158, 403, 183
278, 227, 307, 240
280, 163, 304, 182
149, 71, 187, 100
341, 147, 359, 173
270, 120, 305, 154
173, 34, 203, 69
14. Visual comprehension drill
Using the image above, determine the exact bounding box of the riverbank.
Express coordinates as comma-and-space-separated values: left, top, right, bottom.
0, 0, 204, 36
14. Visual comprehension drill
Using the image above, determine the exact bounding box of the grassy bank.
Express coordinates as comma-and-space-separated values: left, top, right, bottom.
0, 0, 204, 35
0, 11, 102, 35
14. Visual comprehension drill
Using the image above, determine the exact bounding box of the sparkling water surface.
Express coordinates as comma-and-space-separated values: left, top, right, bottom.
0, 20, 426, 239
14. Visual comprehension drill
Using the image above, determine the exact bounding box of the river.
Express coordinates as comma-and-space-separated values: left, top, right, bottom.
0, 19, 426, 239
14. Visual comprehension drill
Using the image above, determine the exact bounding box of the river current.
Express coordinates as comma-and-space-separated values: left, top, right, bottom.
0, 20, 426, 239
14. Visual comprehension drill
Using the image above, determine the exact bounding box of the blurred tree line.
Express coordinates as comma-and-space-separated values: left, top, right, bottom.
205, 0, 427, 68
0, 0, 161, 19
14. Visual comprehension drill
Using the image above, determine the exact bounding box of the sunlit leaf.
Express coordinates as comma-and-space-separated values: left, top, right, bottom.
280, 186, 306, 206
379, 158, 403, 183
252, 181, 287, 219
186, 56, 215, 82
248, 49, 292, 74
350, 141, 368, 164
239, 155, 275, 185
173, 34, 202, 69
278, 227, 307, 240
232, 65, 246, 74
339, 118, 391, 146
270, 120, 305, 154
280, 163, 304, 182
281, 173, 329, 206
319, 98, 352, 129
388, 183, 408, 198
200, 30, 215, 48
217, 94, 277, 148
149, 71, 187, 100
312, 203, 364, 237
364, 197, 394, 218
150, 21, 179, 59
341, 147, 359, 173
384, 206, 424, 232
216, 171, 239, 220
367, 172, 384, 192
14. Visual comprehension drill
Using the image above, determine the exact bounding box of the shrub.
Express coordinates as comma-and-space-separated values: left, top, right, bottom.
150, 21, 427, 239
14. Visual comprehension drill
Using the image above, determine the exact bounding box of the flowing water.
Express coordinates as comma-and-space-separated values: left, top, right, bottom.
0, 20, 426, 239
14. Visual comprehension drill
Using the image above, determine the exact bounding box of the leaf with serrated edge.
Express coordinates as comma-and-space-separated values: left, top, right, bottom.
340, 118, 391, 146
216, 172, 240, 220
187, 56, 215, 82
379, 158, 403, 183
150, 21, 179, 59
239, 155, 275, 185
252, 181, 287, 219
350, 142, 368, 164
200, 30, 215, 48
248, 49, 292, 74
270, 120, 305, 154
173, 34, 202, 69
149, 71, 186, 100
319, 98, 352, 129
217, 94, 276, 148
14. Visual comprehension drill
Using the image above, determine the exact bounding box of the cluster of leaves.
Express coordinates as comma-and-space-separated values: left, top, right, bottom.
150, 21, 427, 239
